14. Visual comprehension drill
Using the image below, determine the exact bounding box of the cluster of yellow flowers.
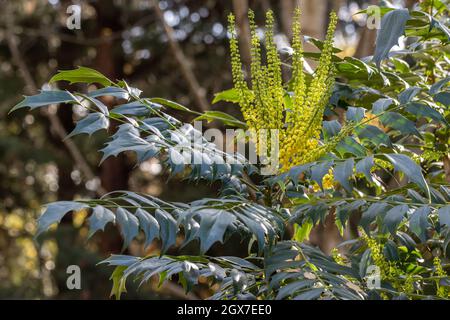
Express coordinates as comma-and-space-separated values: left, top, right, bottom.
312, 169, 335, 192
361, 230, 434, 298
331, 248, 346, 265
434, 257, 449, 298
228, 8, 345, 172
361, 232, 391, 279
360, 232, 396, 299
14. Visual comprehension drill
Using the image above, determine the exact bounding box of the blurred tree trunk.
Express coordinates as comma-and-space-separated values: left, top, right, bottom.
444, 155, 450, 183
260, 0, 271, 12
354, 0, 377, 58
95, 32, 130, 194
280, 0, 295, 40
93, 0, 129, 193
297, 0, 328, 69
298, 0, 327, 39
232, 0, 252, 73
56, 29, 83, 201
93, 0, 129, 254
354, 27, 377, 58
405, 0, 417, 9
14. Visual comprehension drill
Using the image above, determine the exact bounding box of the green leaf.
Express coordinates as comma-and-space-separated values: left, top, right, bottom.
88, 206, 115, 238
360, 202, 390, 233
276, 280, 314, 300
336, 137, 366, 157
293, 221, 313, 243
168, 148, 185, 174
112, 101, 160, 117
101, 254, 140, 267
383, 204, 409, 235
430, 16, 450, 40
336, 201, 366, 234
407, 189, 428, 204
434, 92, 450, 107
356, 156, 375, 184
194, 110, 246, 128
398, 86, 421, 104
385, 153, 429, 194
293, 288, 324, 300
100, 124, 150, 163
219, 256, 258, 270
109, 266, 127, 300
66, 113, 109, 139
334, 158, 354, 192
405, 102, 446, 123
380, 112, 421, 137
118, 80, 143, 97
409, 206, 430, 242
356, 125, 391, 147
430, 187, 447, 204
135, 208, 160, 248
235, 210, 267, 254
323, 120, 341, 140
155, 209, 177, 253
10, 91, 78, 113
88, 86, 129, 100
79, 94, 110, 115
197, 210, 236, 254
420, 0, 447, 14
373, 9, 410, 67
373, 98, 394, 114
303, 51, 342, 62
430, 77, 450, 95
338, 57, 374, 78
310, 161, 333, 189
149, 97, 191, 112
49, 67, 112, 87
115, 208, 139, 250
304, 36, 342, 53
359, 249, 372, 278
392, 58, 410, 73
438, 206, 450, 228
346, 107, 365, 122
37, 201, 88, 237
212, 88, 245, 104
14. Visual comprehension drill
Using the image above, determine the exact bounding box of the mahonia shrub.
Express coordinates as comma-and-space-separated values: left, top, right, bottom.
228, 9, 350, 171
10, 3, 450, 300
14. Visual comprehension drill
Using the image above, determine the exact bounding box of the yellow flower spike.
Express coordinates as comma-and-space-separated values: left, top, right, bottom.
331, 248, 345, 265
361, 231, 390, 279
290, 7, 306, 124
248, 10, 265, 129
264, 10, 284, 130
434, 257, 449, 298
301, 12, 337, 135
228, 9, 344, 172
228, 13, 252, 124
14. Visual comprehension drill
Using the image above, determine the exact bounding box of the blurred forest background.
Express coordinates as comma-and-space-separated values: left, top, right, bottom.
0, 0, 416, 299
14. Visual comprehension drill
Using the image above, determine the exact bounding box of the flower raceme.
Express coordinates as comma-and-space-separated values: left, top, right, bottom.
228, 9, 343, 172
